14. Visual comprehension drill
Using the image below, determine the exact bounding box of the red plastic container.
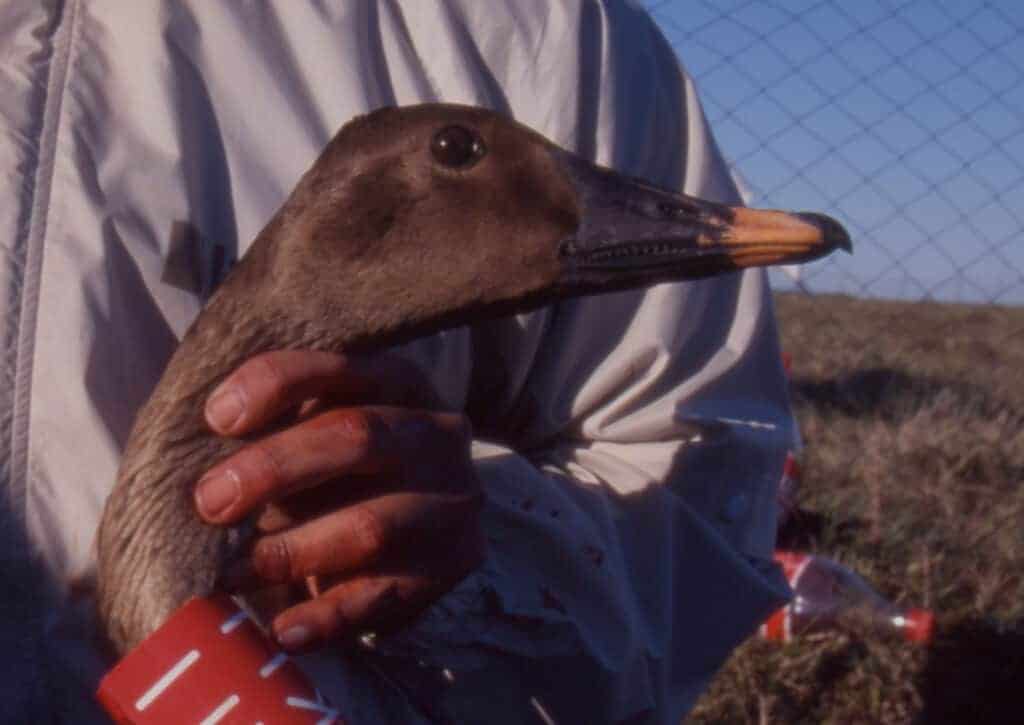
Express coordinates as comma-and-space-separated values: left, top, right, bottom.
97, 595, 344, 724
761, 551, 934, 645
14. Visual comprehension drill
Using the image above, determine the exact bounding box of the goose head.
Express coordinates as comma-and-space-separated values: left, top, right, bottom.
235, 103, 848, 350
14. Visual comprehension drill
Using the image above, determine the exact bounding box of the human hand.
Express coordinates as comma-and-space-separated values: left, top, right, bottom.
193, 350, 484, 651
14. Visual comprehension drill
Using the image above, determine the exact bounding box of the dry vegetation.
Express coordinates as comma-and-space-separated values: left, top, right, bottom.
688, 292, 1024, 724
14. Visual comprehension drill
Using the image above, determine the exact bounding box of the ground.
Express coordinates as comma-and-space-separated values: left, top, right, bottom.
687, 292, 1024, 724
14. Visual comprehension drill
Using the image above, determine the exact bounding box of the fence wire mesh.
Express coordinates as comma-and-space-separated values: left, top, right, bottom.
643, 0, 1024, 305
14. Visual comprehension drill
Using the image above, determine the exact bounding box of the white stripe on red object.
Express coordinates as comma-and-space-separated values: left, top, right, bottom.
286, 694, 339, 722
134, 649, 200, 711
198, 694, 239, 724
218, 609, 248, 635
260, 652, 289, 678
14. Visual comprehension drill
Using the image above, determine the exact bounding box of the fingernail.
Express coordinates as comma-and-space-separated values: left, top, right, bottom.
277, 623, 314, 650
206, 387, 245, 432
196, 469, 241, 520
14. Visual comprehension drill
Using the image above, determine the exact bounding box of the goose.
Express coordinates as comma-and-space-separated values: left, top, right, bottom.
96, 103, 850, 655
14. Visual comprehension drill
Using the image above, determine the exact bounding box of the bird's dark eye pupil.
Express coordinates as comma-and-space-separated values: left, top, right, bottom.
431, 125, 485, 168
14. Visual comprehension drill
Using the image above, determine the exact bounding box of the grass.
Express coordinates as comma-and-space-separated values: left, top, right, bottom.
686, 292, 1024, 724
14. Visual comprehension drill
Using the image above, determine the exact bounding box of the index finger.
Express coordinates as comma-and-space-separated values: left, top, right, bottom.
204, 350, 438, 436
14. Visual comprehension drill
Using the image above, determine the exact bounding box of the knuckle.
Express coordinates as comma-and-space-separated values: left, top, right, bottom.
247, 441, 286, 492
325, 408, 373, 449
246, 352, 287, 395
346, 507, 387, 561
254, 535, 298, 582
330, 577, 395, 632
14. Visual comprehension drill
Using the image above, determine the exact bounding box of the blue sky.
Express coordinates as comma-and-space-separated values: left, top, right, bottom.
642, 0, 1024, 304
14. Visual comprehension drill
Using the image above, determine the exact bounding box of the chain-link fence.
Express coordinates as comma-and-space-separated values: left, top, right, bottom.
644, 0, 1024, 305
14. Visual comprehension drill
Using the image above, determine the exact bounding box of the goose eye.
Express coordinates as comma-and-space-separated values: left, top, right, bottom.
431, 125, 486, 169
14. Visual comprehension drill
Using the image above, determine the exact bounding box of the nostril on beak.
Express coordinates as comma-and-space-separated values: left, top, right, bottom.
656, 200, 703, 221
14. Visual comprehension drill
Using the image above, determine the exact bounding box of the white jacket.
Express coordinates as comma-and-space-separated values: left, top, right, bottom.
0, 1, 793, 722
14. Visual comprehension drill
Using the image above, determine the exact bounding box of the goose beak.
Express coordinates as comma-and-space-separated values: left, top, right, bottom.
554, 150, 851, 289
